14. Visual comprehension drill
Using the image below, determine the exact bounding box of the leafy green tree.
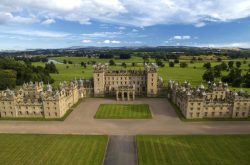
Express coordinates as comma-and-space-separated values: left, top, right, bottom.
202, 69, 214, 82
109, 60, 115, 66
0, 69, 16, 90
203, 62, 211, 69
169, 61, 175, 67
121, 62, 127, 68
180, 62, 188, 68
228, 61, 234, 68
236, 61, 242, 68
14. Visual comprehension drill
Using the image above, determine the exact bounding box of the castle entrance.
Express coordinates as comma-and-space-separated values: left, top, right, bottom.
116, 86, 135, 101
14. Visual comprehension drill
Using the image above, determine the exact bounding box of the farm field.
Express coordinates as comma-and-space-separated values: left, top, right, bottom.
136, 135, 250, 165
51, 56, 155, 64
95, 104, 152, 119
0, 134, 108, 165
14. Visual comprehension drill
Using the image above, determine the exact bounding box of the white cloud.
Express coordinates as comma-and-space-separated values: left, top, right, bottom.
103, 40, 121, 44
82, 39, 92, 43
81, 31, 122, 38
199, 42, 250, 48
172, 35, 191, 40
118, 26, 126, 30
132, 29, 138, 32
42, 18, 55, 25
1, 29, 70, 38
1, 0, 250, 27
0, 12, 38, 24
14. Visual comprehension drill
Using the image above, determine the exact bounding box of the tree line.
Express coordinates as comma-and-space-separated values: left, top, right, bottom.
0, 58, 57, 90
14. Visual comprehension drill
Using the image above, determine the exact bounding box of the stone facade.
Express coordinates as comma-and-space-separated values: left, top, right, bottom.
168, 80, 250, 119
93, 63, 163, 99
0, 80, 86, 119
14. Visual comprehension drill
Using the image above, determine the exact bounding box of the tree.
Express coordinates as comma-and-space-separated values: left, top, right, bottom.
119, 53, 131, 59
236, 61, 242, 68
203, 62, 211, 69
174, 59, 179, 63
109, 59, 115, 66
63, 59, 67, 64
217, 57, 222, 62
202, 69, 214, 82
132, 62, 137, 67
81, 62, 87, 68
169, 62, 175, 67
220, 62, 228, 71
243, 72, 250, 87
68, 61, 73, 64
156, 59, 165, 67
180, 62, 188, 68
121, 62, 127, 68
0, 69, 16, 90
142, 54, 149, 63
45, 62, 58, 73
228, 61, 234, 68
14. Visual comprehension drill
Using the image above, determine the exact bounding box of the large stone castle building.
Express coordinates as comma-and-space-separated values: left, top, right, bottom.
0, 80, 86, 119
93, 63, 163, 100
168, 80, 250, 119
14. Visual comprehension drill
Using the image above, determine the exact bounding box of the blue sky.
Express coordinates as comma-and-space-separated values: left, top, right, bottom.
1, 0, 250, 50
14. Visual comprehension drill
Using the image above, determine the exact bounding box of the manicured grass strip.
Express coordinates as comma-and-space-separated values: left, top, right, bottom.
0, 134, 108, 165
95, 104, 152, 119
136, 135, 250, 165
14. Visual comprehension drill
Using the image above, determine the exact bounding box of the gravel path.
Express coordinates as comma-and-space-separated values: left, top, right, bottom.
104, 136, 137, 165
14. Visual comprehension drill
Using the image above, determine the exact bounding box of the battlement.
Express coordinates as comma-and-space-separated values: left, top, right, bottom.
169, 80, 250, 119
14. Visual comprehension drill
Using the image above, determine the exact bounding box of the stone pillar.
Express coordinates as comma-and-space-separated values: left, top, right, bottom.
133, 91, 135, 100
116, 91, 119, 101
122, 91, 124, 101
127, 91, 130, 101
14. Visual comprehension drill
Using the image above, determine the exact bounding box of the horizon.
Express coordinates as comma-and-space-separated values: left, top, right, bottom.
1, 0, 250, 50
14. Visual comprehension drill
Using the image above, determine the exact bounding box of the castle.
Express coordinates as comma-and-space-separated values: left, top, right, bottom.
0, 62, 249, 120
93, 63, 163, 100
0, 80, 86, 119
168, 80, 250, 119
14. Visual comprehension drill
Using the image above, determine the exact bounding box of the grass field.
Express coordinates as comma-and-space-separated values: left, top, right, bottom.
0, 134, 108, 165
95, 104, 152, 119
32, 57, 250, 91
136, 135, 250, 165
51, 56, 155, 64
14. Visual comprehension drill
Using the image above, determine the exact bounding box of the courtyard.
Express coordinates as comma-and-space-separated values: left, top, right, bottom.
0, 98, 249, 135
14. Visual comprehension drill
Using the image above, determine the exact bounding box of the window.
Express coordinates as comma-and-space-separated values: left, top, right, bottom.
212, 112, 215, 116
151, 83, 153, 86
219, 112, 222, 116
204, 112, 208, 117
55, 112, 57, 116
242, 112, 245, 116
197, 113, 200, 117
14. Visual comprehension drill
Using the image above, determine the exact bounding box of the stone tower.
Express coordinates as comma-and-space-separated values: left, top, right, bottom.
145, 63, 158, 97
93, 64, 108, 96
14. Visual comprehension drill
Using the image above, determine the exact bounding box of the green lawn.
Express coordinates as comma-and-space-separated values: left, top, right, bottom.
136, 135, 250, 165
0, 134, 108, 165
95, 104, 152, 119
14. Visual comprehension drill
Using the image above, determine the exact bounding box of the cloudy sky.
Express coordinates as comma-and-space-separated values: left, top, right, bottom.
1, 0, 250, 50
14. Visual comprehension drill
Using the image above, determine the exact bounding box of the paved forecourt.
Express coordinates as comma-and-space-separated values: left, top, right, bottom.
0, 98, 249, 135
